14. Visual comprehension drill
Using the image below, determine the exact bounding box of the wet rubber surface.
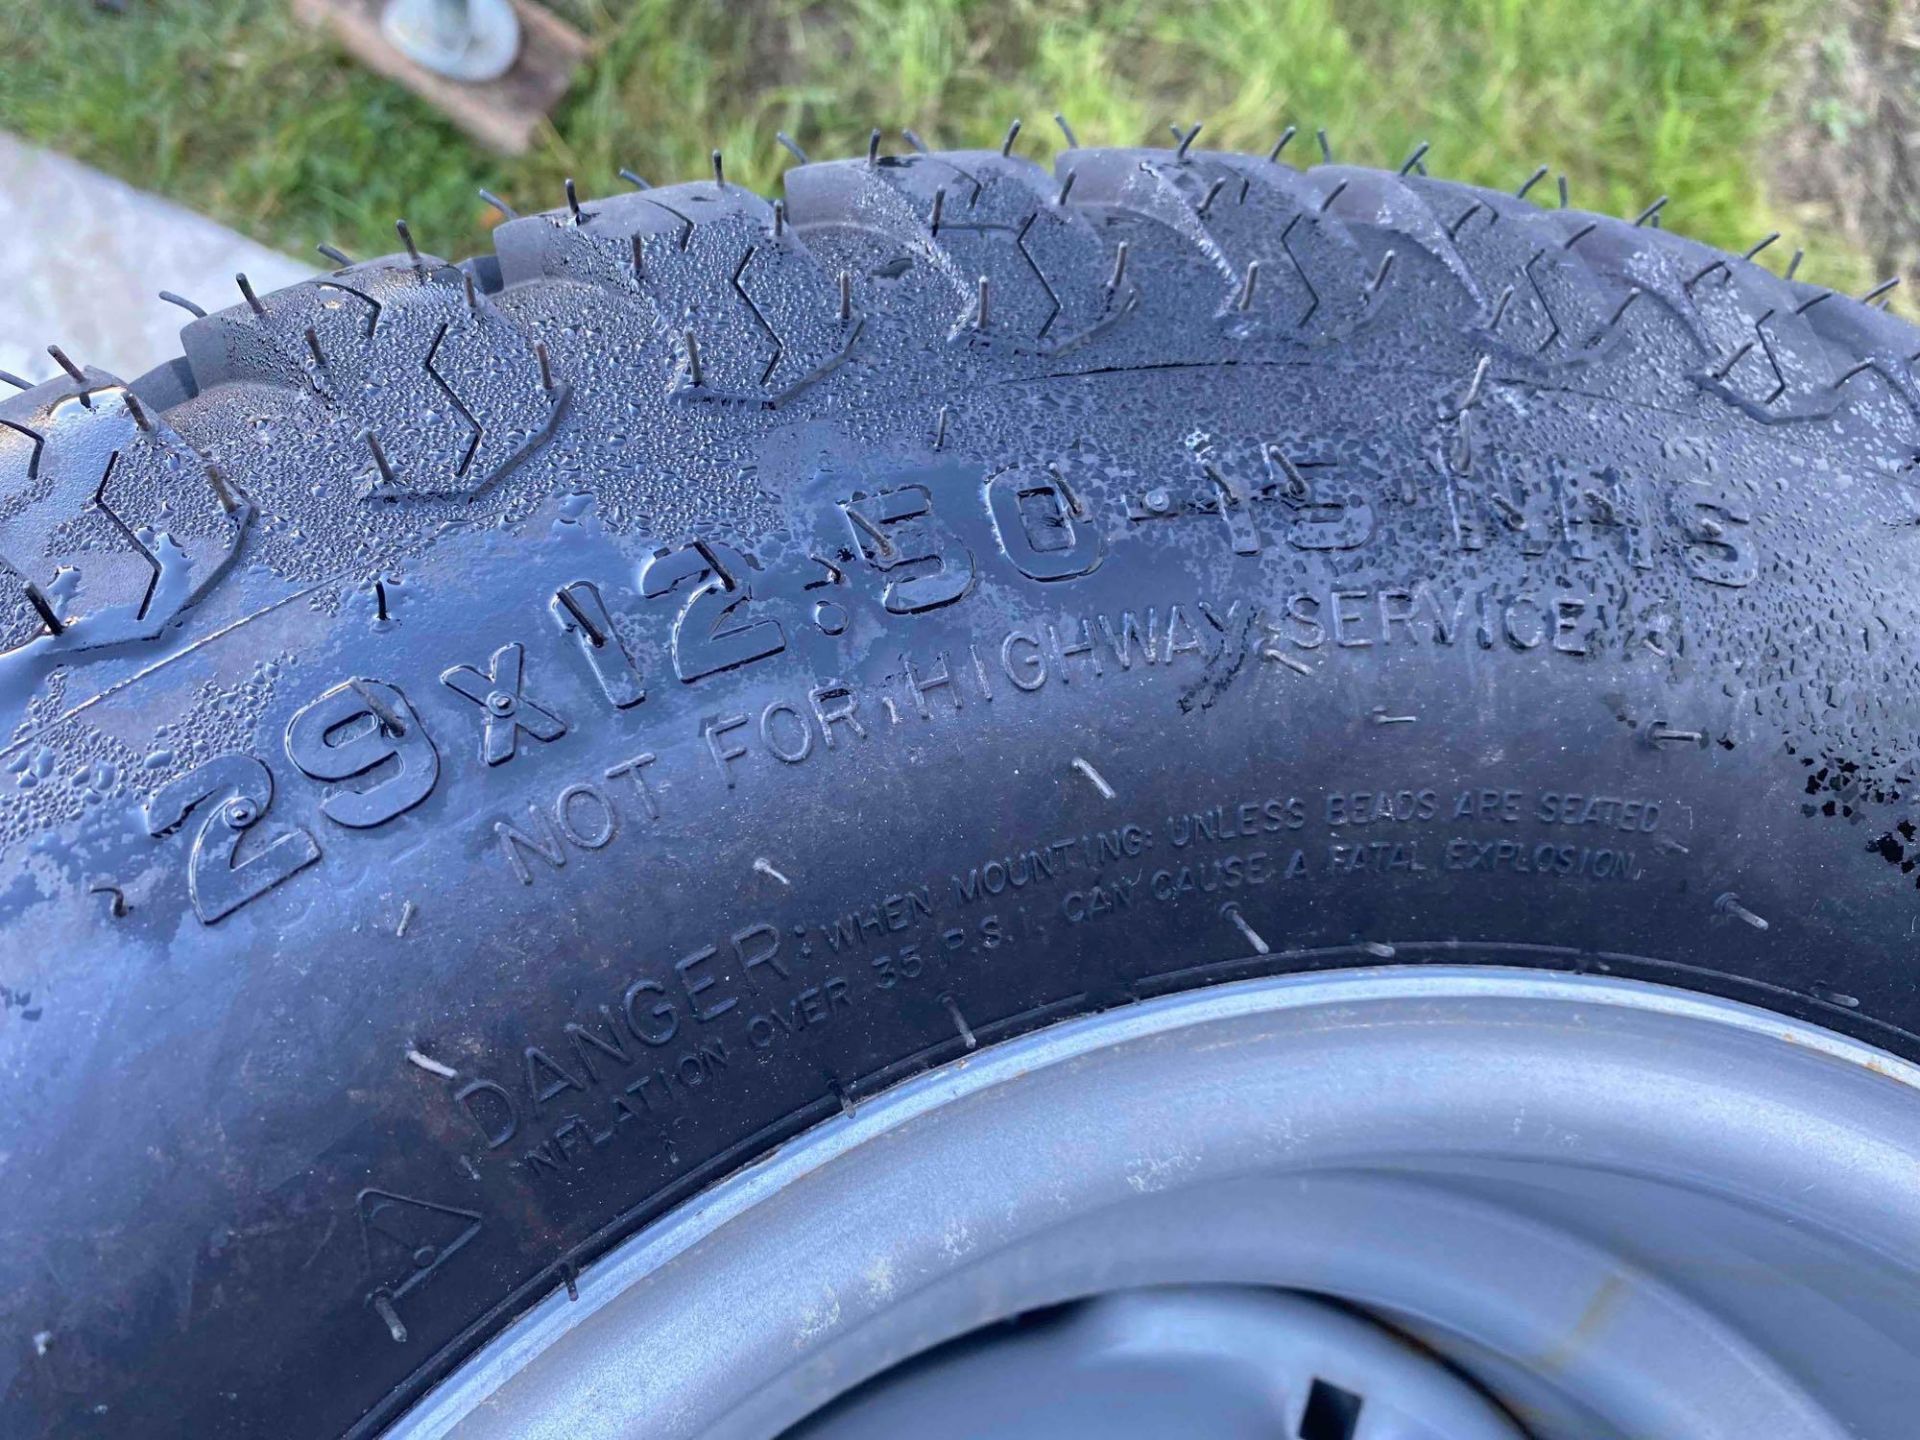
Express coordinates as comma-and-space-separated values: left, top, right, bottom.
3, 143, 1919, 1435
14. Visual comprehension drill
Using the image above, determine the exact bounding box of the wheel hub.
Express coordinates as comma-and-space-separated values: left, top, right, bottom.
790, 1288, 1524, 1440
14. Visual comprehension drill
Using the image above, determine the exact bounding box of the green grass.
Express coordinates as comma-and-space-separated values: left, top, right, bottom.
0, 0, 1899, 314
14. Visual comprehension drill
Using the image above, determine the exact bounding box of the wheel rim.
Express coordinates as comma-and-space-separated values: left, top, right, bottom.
391, 968, 1920, 1439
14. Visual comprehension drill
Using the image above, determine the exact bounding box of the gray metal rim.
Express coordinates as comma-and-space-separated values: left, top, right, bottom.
391, 968, 1920, 1439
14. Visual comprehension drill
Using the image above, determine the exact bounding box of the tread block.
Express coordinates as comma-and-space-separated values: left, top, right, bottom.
1791, 282, 1920, 436
178, 260, 561, 499
786, 151, 1123, 354
1059, 148, 1374, 338
0, 373, 247, 658
1401, 178, 1616, 357
495, 183, 860, 403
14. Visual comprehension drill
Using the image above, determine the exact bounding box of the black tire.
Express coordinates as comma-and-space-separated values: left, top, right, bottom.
3, 136, 1918, 1438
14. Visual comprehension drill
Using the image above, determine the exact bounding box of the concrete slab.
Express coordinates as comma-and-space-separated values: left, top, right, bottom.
0, 132, 313, 388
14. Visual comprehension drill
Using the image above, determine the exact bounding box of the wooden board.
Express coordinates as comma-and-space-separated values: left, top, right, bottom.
294, 0, 589, 155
